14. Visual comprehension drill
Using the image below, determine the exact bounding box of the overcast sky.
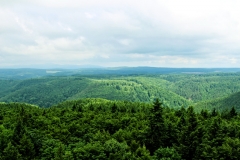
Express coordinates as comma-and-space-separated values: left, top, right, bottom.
1, 0, 240, 68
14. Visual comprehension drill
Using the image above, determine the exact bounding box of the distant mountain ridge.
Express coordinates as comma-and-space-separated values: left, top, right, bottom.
1, 67, 240, 79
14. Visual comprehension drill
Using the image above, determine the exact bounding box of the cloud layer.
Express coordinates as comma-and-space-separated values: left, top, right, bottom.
1, 0, 240, 68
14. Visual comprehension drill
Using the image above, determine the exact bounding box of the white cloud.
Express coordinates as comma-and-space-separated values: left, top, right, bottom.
85, 12, 96, 19
100, 54, 110, 59
0, 0, 240, 68
118, 39, 132, 46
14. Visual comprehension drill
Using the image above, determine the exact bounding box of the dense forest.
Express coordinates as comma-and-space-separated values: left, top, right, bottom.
1, 70, 240, 111
1, 68, 240, 159
194, 92, 240, 112
0, 99, 240, 159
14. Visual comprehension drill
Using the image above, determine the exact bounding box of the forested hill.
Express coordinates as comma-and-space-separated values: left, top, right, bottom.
194, 91, 240, 112
1, 72, 240, 110
0, 76, 190, 108
0, 99, 240, 159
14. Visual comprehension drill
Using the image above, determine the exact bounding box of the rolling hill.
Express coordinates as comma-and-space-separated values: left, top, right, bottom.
0, 76, 191, 108
1, 70, 240, 110
194, 91, 240, 112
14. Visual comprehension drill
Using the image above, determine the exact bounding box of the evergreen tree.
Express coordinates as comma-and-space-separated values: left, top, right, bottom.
146, 99, 166, 154
12, 119, 25, 145
229, 107, 237, 117
54, 143, 64, 160
18, 133, 35, 159
3, 142, 21, 160
153, 147, 181, 160
211, 108, 218, 117
178, 106, 198, 159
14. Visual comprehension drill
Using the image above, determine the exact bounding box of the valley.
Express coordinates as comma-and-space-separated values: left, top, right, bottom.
0, 68, 240, 111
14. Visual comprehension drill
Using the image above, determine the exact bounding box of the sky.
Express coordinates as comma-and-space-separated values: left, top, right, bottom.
0, 0, 240, 68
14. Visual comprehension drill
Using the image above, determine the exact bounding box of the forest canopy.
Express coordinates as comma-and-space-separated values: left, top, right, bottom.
0, 99, 239, 159
1, 69, 240, 159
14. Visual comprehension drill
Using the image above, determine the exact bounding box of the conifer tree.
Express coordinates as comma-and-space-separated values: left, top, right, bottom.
229, 107, 237, 117
18, 133, 35, 159
146, 99, 166, 154
3, 142, 21, 160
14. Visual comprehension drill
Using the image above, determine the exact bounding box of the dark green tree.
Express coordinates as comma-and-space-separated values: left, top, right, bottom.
178, 106, 198, 160
146, 99, 166, 154
3, 142, 21, 160
18, 133, 35, 159
211, 108, 218, 117
229, 107, 237, 117
153, 147, 181, 160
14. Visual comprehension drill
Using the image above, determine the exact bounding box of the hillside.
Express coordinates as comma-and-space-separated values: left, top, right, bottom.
121, 73, 240, 102
0, 76, 191, 108
194, 92, 240, 112
1, 72, 240, 108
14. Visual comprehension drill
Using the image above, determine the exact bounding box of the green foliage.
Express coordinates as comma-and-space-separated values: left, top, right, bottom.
1, 71, 240, 159
195, 92, 240, 112
18, 133, 35, 159
153, 147, 181, 160
0, 99, 239, 159
2, 142, 21, 160
1, 72, 240, 111
146, 99, 166, 154
0, 74, 193, 108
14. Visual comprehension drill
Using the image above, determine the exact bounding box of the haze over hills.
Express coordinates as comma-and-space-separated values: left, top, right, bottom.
1, 67, 240, 79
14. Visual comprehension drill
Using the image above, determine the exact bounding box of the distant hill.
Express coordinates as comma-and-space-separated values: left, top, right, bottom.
1, 71, 240, 109
1, 67, 240, 79
194, 92, 240, 112
0, 76, 191, 108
